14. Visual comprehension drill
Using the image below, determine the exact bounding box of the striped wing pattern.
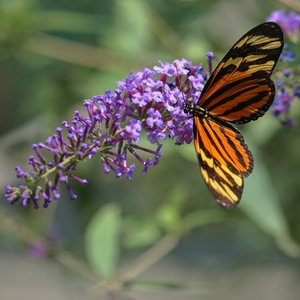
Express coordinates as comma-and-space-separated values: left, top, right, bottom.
194, 117, 253, 208
189, 22, 284, 208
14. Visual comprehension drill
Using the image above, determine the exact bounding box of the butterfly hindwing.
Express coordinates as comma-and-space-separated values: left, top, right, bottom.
193, 116, 253, 208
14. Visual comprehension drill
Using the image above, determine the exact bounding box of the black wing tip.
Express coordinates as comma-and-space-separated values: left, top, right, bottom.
210, 184, 244, 209
265, 21, 282, 31
246, 22, 284, 48
262, 21, 281, 28
235, 22, 284, 52
254, 22, 283, 34
216, 198, 240, 209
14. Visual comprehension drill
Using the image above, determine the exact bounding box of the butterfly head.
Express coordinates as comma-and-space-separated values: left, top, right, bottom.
183, 102, 208, 118
182, 102, 195, 114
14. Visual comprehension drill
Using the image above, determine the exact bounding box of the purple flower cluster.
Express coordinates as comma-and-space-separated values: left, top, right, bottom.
5, 59, 205, 208
267, 11, 299, 126
268, 10, 300, 42
272, 71, 297, 127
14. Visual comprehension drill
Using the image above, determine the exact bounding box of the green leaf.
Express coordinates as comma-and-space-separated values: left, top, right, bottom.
240, 138, 300, 257
107, 0, 148, 54
155, 187, 187, 233
123, 216, 161, 248
84, 203, 121, 277
156, 203, 181, 233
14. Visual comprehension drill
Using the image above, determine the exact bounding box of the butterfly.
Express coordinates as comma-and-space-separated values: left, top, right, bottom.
183, 22, 284, 209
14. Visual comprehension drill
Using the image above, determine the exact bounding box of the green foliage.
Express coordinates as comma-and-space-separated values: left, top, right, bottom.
241, 138, 300, 257
155, 187, 186, 233
123, 215, 161, 249
85, 203, 121, 277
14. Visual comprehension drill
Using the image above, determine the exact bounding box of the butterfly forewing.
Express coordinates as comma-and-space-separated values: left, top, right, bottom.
189, 22, 284, 208
199, 22, 284, 124
203, 76, 275, 124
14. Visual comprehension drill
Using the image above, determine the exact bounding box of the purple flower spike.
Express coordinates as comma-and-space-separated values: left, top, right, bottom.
4, 58, 207, 208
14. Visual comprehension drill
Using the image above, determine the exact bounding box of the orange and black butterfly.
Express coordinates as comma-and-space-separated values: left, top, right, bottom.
183, 22, 284, 209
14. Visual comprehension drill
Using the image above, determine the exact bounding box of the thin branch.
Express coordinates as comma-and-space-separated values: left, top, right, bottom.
20, 33, 132, 72
0, 207, 100, 282
118, 234, 179, 282
277, 0, 300, 12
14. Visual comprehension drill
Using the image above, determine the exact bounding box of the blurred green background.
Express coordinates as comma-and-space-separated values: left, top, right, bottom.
1, 0, 300, 299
